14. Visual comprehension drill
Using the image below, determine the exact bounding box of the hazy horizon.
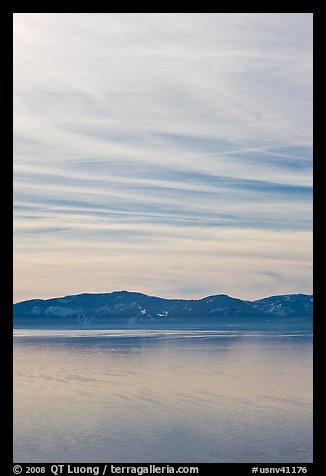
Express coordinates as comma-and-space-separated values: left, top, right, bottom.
13, 13, 313, 303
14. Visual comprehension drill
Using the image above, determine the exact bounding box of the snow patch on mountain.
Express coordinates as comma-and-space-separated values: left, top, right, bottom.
44, 306, 79, 317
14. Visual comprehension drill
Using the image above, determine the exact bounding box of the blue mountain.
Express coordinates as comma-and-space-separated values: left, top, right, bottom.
13, 291, 313, 329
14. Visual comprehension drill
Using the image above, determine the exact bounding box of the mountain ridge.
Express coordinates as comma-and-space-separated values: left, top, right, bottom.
13, 291, 313, 329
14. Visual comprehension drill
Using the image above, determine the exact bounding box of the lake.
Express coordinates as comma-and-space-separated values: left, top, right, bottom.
13, 329, 313, 462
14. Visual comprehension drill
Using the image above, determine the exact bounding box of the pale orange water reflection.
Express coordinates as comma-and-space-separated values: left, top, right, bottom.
13, 330, 312, 462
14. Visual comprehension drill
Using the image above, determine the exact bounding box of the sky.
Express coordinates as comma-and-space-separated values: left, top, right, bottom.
13, 13, 313, 303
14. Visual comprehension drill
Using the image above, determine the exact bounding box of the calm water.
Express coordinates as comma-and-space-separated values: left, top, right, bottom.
13, 329, 313, 462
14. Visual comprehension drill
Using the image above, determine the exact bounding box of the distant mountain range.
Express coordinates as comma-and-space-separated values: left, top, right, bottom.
13, 291, 313, 329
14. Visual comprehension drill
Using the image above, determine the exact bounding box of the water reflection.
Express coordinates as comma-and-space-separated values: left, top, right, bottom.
13, 330, 312, 462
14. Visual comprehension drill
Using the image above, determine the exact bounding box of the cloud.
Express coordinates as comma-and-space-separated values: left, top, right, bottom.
13, 13, 313, 302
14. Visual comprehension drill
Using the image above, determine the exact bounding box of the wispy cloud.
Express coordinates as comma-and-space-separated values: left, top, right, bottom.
13, 13, 313, 302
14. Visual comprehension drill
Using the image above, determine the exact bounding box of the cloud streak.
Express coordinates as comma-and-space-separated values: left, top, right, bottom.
13, 13, 313, 302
